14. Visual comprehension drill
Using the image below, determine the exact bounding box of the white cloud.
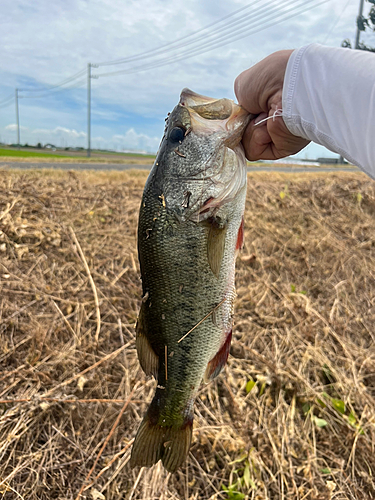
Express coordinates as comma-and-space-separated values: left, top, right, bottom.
111, 128, 160, 152
32, 127, 87, 139
5, 124, 28, 131
0, 123, 159, 152
0, 0, 362, 157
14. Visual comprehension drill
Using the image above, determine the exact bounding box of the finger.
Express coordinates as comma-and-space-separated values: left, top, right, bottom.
234, 50, 293, 115
242, 117, 274, 161
234, 67, 264, 115
267, 117, 311, 157
242, 114, 310, 161
253, 112, 268, 125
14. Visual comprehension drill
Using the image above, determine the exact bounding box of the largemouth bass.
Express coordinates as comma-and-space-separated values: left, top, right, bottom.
130, 88, 250, 473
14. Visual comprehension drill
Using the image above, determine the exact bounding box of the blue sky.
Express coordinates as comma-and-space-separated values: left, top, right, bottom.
0, 0, 373, 158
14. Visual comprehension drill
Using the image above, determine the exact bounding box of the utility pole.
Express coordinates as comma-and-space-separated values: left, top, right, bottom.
15, 88, 20, 149
87, 63, 92, 157
355, 0, 365, 49
87, 63, 98, 157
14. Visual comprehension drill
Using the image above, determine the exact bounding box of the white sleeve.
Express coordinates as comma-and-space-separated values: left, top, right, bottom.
282, 43, 375, 179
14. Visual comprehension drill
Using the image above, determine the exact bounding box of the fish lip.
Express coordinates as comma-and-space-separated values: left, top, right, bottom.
179, 88, 250, 119
179, 88, 219, 107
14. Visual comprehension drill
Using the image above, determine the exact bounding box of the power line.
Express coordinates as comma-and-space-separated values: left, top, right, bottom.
0, 104, 13, 111
1, 78, 86, 149
18, 68, 86, 93
117, 0, 274, 66
0, 71, 86, 110
96, 0, 328, 78
95, 0, 329, 72
20, 78, 86, 99
4, 77, 86, 149
1, 0, 331, 154
322, 0, 352, 44
0, 97, 14, 110
96, 0, 298, 77
96, 0, 265, 67
95, 0, 291, 70
97, 0, 326, 78
88, 0, 289, 158
0, 92, 15, 106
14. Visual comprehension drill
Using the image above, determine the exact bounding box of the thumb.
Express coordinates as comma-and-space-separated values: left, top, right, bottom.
234, 68, 263, 115
234, 50, 293, 115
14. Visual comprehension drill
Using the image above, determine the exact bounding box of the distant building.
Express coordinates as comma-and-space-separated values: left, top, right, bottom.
317, 157, 348, 165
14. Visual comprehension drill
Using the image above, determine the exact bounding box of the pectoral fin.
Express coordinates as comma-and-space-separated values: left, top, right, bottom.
136, 303, 159, 378
207, 221, 227, 278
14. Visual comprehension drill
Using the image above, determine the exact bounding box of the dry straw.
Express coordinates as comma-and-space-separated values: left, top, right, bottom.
0, 168, 374, 499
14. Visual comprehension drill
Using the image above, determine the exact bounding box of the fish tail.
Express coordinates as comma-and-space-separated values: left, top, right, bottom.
130, 406, 193, 473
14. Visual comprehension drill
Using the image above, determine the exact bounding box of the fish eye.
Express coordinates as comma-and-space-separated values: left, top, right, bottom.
169, 126, 185, 143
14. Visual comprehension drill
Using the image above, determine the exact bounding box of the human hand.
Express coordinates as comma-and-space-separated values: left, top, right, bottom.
234, 50, 310, 161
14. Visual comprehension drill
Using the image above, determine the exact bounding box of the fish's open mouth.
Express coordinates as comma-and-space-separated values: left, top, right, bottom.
179, 88, 250, 150
180, 89, 233, 121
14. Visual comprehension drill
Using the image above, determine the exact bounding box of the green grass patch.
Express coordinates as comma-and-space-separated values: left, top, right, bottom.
0, 148, 63, 158
0, 148, 156, 161
90, 150, 156, 158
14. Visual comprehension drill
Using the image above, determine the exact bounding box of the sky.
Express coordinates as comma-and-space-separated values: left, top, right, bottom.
0, 0, 373, 159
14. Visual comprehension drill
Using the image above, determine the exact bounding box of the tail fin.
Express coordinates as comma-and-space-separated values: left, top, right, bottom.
130, 413, 193, 473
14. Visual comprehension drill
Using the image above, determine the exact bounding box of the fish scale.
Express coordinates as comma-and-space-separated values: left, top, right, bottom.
130, 88, 250, 473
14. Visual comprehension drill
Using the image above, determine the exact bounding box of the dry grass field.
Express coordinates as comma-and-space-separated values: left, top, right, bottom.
0, 168, 374, 500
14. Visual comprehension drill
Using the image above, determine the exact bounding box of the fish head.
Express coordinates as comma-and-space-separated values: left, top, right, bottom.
148, 88, 251, 221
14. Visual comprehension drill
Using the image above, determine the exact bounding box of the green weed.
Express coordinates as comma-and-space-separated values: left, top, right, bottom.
223, 453, 257, 499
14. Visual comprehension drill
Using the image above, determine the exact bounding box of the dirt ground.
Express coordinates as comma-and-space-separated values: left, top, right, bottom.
0, 168, 374, 500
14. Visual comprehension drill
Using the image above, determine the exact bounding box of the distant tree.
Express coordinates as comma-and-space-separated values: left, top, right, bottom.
37, 142, 42, 149
342, 0, 375, 51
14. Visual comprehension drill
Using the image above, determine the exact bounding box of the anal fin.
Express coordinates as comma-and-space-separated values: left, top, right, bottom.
136, 302, 159, 378
204, 329, 232, 382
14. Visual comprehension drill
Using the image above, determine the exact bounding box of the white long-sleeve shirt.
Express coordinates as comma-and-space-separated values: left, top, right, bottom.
282, 43, 375, 179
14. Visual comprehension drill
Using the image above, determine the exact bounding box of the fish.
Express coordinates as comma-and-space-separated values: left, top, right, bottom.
130, 88, 250, 473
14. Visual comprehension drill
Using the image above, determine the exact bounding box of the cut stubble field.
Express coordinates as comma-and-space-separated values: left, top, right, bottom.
0, 168, 374, 500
